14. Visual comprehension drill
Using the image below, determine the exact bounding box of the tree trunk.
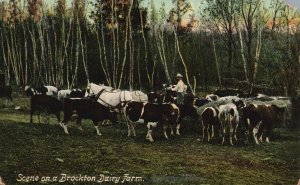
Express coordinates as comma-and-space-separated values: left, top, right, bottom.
212, 35, 221, 87
174, 29, 194, 95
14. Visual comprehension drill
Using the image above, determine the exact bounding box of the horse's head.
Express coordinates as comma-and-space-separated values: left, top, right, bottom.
86, 82, 102, 96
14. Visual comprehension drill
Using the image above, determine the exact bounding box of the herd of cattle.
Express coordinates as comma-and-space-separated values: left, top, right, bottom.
0, 83, 290, 146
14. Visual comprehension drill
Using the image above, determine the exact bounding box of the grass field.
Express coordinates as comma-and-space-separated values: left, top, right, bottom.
0, 95, 299, 185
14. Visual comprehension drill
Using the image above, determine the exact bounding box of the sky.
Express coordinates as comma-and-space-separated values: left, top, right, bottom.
284, 0, 300, 9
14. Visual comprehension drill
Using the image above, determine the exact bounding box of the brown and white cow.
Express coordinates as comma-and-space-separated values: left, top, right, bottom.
125, 101, 180, 142
241, 103, 284, 144
201, 107, 220, 142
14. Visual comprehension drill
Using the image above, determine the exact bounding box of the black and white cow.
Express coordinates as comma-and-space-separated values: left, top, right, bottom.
25, 85, 58, 97
125, 101, 180, 142
201, 107, 220, 142
0, 85, 13, 106
240, 103, 284, 144
59, 98, 117, 135
30, 95, 62, 124
57, 89, 85, 100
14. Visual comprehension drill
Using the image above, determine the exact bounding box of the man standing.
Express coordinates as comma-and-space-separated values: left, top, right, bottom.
172, 73, 187, 105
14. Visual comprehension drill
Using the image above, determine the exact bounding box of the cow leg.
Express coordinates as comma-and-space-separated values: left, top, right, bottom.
207, 125, 211, 142
266, 136, 270, 143
127, 122, 136, 137
170, 126, 174, 136
146, 122, 150, 139
201, 120, 205, 141
221, 122, 226, 145
211, 125, 215, 139
245, 118, 251, 144
253, 121, 262, 144
259, 133, 263, 142
127, 122, 132, 137
147, 122, 157, 141
147, 129, 154, 142
233, 122, 238, 142
95, 123, 102, 136
131, 123, 136, 137
163, 124, 169, 140
229, 119, 234, 146
176, 123, 180, 136
59, 122, 69, 135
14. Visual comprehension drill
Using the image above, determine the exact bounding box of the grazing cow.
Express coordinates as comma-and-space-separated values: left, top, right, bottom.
25, 85, 58, 96
0, 85, 13, 106
205, 94, 219, 101
58, 89, 71, 100
59, 98, 117, 135
125, 101, 180, 142
218, 103, 239, 146
201, 107, 220, 142
241, 103, 284, 144
30, 95, 62, 124
213, 89, 245, 97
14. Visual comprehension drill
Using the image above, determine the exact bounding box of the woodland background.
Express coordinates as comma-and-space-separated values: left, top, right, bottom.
0, 0, 299, 96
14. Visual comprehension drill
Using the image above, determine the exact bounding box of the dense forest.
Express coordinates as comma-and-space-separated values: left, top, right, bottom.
0, 0, 299, 96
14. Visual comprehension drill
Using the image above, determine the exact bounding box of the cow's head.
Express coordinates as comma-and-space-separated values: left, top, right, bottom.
232, 99, 246, 110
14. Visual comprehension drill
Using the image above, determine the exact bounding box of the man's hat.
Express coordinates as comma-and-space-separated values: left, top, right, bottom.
176, 73, 183, 78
